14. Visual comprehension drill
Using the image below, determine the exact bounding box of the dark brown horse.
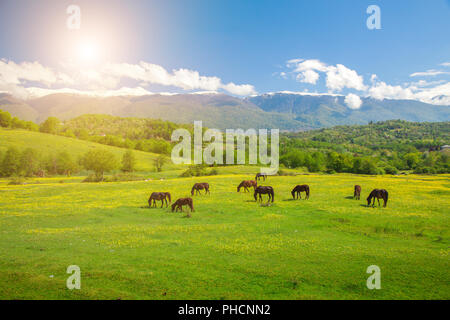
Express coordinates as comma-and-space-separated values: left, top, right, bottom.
171, 198, 195, 212
367, 189, 388, 207
191, 183, 210, 195
237, 180, 257, 192
255, 173, 267, 181
291, 185, 310, 199
254, 186, 274, 203
148, 192, 171, 208
354, 185, 362, 200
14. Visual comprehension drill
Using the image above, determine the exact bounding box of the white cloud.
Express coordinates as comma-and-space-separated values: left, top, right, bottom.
410, 69, 450, 77
296, 70, 319, 84
326, 64, 367, 92
368, 81, 414, 100
0, 59, 256, 98
286, 58, 367, 92
344, 93, 363, 109
284, 58, 450, 106
440, 62, 450, 67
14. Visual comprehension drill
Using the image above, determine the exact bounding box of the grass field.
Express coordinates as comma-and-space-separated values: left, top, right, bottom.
0, 170, 448, 299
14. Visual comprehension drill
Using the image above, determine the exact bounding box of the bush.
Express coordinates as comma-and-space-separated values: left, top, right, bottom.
384, 165, 399, 175
180, 165, 218, 177
82, 174, 103, 183
104, 173, 143, 182
8, 176, 27, 185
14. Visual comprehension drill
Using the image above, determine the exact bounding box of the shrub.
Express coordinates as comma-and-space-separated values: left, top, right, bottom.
180, 165, 218, 177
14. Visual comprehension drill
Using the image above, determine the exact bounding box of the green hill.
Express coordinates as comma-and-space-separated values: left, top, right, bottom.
0, 128, 184, 172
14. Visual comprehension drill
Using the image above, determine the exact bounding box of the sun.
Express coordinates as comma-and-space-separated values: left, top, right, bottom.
77, 42, 100, 64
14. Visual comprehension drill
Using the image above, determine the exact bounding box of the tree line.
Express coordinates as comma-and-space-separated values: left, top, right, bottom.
0, 147, 139, 180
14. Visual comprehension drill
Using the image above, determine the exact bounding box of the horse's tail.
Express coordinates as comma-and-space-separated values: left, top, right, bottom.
271, 190, 274, 202
191, 186, 195, 196
166, 192, 171, 203
306, 186, 310, 197
384, 190, 388, 205
190, 199, 195, 212
148, 196, 152, 207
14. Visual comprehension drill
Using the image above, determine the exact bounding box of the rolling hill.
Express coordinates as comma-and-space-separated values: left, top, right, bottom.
0, 128, 185, 172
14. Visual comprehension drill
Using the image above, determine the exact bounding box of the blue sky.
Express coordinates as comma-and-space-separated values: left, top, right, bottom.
0, 0, 449, 105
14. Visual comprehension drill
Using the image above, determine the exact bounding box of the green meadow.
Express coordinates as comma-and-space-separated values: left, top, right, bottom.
0, 170, 448, 299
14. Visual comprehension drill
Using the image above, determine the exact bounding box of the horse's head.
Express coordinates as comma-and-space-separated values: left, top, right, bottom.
237, 186, 240, 192
291, 189, 296, 199
367, 196, 371, 206
171, 203, 177, 212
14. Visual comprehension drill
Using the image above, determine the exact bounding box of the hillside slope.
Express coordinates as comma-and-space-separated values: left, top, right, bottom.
0, 128, 184, 172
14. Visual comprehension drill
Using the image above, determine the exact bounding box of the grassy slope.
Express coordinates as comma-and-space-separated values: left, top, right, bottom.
0, 128, 184, 172
0, 172, 448, 299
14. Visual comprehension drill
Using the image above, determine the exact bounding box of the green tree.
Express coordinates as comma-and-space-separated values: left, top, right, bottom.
154, 154, 168, 172
121, 150, 136, 173
0, 110, 12, 127
56, 151, 78, 176
1, 147, 21, 176
40, 117, 61, 134
404, 153, 420, 169
20, 148, 41, 177
80, 149, 117, 180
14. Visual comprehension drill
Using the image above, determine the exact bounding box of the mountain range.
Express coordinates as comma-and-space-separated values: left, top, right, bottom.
0, 92, 449, 131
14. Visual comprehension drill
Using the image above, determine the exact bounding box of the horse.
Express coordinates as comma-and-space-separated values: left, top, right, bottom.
367, 189, 388, 207
254, 186, 274, 203
171, 198, 195, 212
148, 192, 171, 208
354, 185, 362, 200
255, 173, 267, 181
191, 183, 210, 195
291, 185, 310, 200
237, 180, 257, 192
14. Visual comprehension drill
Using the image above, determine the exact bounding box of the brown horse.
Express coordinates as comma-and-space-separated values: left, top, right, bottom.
171, 198, 195, 212
291, 185, 310, 199
255, 173, 267, 181
191, 183, 210, 195
367, 189, 388, 207
148, 192, 171, 208
254, 186, 274, 203
354, 185, 362, 200
237, 180, 257, 192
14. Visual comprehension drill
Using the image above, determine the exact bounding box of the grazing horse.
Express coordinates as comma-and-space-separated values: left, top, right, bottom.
254, 186, 274, 203
191, 183, 210, 196
148, 192, 171, 208
354, 185, 362, 200
367, 189, 388, 207
255, 173, 267, 181
171, 198, 195, 212
291, 185, 310, 200
237, 180, 257, 192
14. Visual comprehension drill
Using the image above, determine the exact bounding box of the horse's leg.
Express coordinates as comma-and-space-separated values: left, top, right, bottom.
377, 198, 380, 207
